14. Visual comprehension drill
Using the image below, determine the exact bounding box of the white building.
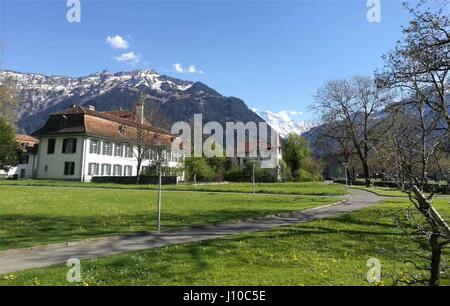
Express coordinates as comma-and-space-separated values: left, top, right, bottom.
32, 105, 184, 182
232, 133, 283, 181
0, 134, 39, 179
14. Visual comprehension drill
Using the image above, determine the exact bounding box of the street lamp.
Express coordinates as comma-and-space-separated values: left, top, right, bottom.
155, 147, 164, 232
156, 159, 162, 231
252, 162, 256, 195
249, 159, 260, 195
342, 162, 349, 192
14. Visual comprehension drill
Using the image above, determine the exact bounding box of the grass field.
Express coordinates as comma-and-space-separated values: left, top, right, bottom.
2, 197, 449, 286
0, 179, 346, 196
351, 186, 407, 197
352, 185, 449, 197
0, 186, 338, 250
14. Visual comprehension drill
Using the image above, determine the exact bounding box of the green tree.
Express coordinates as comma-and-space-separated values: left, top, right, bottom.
282, 133, 311, 176
184, 157, 215, 182
0, 117, 18, 171
205, 157, 228, 181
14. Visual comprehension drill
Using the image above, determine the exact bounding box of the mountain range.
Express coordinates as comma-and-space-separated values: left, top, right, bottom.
254, 110, 312, 137
0, 69, 311, 137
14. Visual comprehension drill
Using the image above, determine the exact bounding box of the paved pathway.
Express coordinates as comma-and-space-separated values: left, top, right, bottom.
0, 188, 382, 274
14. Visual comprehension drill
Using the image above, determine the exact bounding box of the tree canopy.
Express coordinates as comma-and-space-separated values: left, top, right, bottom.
0, 117, 18, 171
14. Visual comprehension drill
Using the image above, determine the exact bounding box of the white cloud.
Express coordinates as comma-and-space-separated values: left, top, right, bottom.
187, 65, 197, 73
173, 63, 203, 74
115, 52, 140, 64
173, 63, 184, 73
105, 35, 129, 49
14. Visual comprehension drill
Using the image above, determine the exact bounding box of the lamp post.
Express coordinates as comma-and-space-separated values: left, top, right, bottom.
249, 160, 260, 195
342, 162, 349, 192
156, 148, 164, 231
252, 162, 256, 195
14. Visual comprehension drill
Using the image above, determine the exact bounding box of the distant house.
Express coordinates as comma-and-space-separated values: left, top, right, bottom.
233, 140, 282, 168
31, 105, 184, 182
0, 134, 39, 179
232, 135, 283, 181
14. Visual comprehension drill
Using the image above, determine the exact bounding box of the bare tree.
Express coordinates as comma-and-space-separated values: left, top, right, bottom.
313, 121, 359, 181
373, 2, 450, 285
118, 103, 165, 183
375, 98, 449, 286
311, 76, 389, 186
380, 0, 449, 135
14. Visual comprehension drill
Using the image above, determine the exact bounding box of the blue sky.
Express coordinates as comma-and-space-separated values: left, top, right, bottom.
1, 0, 415, 120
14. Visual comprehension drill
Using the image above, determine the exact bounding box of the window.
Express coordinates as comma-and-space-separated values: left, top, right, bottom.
64, 162, 75, 175
142, 149, 149, 159
101, 164, 111, 176
113, 164, 122, 176
124, 165, 133, 176
125, 145, 133, 158
62, 138, 77, 154
18, 154, 29, 164
47, 139, 56, 154
114, 144, 123, 157
90, 139, 101, 154
88, 163, 99, 176
103, 142, 112, 155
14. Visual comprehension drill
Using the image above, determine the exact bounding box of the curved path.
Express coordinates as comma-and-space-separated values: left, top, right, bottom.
0, 188, 383, 274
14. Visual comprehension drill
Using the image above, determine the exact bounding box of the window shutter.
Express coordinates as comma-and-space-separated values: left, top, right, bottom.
62, 139, 67, 153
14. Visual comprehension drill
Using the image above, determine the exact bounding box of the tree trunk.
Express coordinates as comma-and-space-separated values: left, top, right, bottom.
136, 159, 142, 184
362, 161, 371, 187
429, 232, 441, 286
411, 186, 450, 286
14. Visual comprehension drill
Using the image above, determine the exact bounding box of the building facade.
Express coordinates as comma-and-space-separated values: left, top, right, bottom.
32, 105, 184, 182
0, 134, 39, 179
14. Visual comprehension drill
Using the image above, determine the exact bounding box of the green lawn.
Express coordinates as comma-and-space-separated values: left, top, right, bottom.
351, 186, 407, 197
0, 179, 346, 196
2, 197, 449, 286
352, 185, 449, 197
0, 186, 337, 251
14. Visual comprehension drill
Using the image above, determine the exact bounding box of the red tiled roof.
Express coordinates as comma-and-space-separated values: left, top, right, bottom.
15, 134, 39, 153
33, 105, 175, 146
16, 134, 39, 144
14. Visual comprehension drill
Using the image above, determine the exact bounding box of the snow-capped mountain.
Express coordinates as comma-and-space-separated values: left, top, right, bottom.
255, 110, 312, 137
0, 69, 192, 122
0, 69, 264, 134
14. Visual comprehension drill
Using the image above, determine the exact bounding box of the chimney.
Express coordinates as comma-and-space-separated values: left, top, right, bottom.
87, 105, 95, 111
135, 102, 144, 125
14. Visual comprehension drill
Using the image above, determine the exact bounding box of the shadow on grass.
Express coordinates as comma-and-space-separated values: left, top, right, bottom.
0, 207, 306, 250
